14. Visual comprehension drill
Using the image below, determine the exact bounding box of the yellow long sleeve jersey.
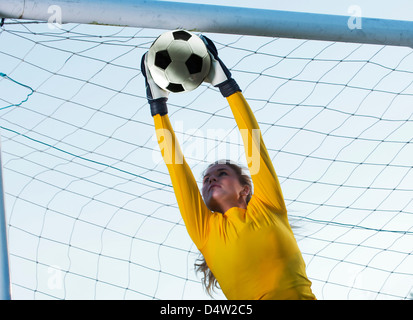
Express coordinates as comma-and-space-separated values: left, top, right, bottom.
154, 92, 315, 300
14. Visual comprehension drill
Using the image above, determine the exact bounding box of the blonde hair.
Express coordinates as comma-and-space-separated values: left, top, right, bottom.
196, 160, 252, 296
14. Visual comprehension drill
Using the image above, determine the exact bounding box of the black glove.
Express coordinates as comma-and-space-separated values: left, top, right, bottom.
199, 35, 241, 97
141, 52, 169, 116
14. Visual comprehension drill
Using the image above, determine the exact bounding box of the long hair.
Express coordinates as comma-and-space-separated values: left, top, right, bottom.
195, 160, 252, 296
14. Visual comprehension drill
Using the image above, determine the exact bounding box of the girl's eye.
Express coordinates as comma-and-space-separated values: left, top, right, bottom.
219, 171, 227, 176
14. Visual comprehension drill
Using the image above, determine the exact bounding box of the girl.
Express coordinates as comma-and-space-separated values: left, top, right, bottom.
141, 35, 316, 300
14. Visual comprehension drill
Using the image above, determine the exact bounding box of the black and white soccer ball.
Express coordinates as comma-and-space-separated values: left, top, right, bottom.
147, 30, 211, 93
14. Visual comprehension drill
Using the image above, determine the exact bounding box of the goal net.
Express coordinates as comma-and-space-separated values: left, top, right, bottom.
0, 18, 412, 300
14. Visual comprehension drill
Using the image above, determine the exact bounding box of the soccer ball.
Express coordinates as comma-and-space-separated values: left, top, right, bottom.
147, 30, 211, 93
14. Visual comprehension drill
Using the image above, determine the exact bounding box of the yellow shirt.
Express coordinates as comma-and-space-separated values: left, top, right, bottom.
153, 92, 315, 300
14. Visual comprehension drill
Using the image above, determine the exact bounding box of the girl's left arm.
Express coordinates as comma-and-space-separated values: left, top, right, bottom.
199, 35, 287, 215
227, 92, 287, 214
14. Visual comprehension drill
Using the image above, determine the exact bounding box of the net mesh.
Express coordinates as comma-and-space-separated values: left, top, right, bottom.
0, 20, 412, 300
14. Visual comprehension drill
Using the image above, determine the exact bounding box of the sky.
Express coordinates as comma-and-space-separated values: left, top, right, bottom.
0, 0, 412, 300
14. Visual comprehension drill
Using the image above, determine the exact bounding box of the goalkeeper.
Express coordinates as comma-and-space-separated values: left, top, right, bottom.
141, 36, 316, 300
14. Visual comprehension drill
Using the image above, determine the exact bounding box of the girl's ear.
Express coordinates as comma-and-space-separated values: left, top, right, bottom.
241, 185, 250, 197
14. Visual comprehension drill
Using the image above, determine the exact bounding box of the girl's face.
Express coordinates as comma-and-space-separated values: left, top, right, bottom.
202, 164, 249, 213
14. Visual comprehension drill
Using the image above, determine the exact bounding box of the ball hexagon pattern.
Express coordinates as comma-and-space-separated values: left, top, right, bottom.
147, 30, 211, 93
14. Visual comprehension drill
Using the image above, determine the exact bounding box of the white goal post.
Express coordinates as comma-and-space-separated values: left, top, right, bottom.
1, 0, 413, 48
0, 140, 11, 300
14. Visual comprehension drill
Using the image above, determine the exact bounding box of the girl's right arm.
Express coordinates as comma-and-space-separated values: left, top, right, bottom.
153, 113, 212, 249
142, 52, 211, 249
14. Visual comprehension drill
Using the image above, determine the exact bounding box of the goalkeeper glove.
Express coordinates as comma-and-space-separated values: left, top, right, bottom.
200, 35, 241, 97
141, 52, 169, 116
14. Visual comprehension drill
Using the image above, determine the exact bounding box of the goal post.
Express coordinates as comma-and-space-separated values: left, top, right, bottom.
1, 0, 413, 48
0, 138, 11, 300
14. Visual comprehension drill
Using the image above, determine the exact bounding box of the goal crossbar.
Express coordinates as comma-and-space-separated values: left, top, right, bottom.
1, 0, 413, 48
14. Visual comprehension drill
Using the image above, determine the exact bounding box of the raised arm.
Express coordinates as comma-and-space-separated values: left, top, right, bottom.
227, 92, 287, 214
200, 36, 287, 214
141, 53, 211, 249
